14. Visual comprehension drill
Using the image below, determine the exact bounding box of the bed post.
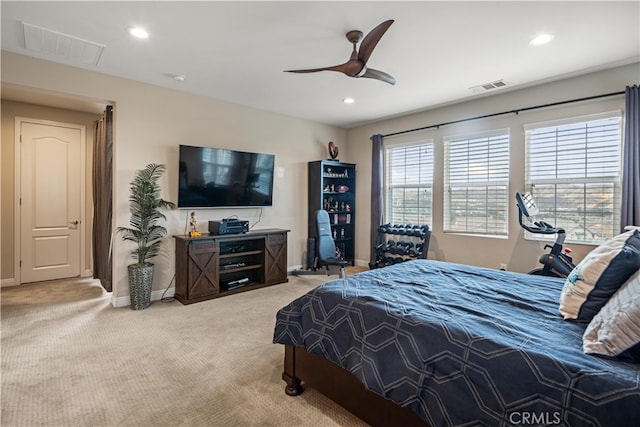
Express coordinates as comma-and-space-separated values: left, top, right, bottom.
282, 345, 303, 396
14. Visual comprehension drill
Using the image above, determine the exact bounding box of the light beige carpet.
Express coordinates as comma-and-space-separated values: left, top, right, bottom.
1, 272, 368, 427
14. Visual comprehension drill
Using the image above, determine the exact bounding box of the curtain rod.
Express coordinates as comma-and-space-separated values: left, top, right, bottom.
381, 90, 625, 138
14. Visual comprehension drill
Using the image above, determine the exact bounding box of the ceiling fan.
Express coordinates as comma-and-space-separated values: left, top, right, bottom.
285, 19, 396, 85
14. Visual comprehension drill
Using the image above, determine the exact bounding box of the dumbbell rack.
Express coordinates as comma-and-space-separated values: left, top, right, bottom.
372, 223, 431, 269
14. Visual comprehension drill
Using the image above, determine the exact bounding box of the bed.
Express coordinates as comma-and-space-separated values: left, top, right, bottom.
273, 260, 640, 426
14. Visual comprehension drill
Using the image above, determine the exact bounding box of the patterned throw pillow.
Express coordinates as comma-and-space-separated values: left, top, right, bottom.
559, 229, 640, 322
583, 269, 640, 358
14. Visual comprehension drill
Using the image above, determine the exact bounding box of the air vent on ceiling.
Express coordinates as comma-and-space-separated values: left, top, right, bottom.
470, 79, 508, 94
22, 22, 105, 66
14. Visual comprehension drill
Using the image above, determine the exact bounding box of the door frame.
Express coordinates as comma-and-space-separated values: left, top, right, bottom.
13, 117, 87, 286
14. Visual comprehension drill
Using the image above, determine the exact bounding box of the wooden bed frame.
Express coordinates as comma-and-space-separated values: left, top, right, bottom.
282, 345, 428, 426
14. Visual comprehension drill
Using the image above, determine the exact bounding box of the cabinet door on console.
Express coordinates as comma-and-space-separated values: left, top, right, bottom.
186, 239, 220, 299
264, 232, 288, 285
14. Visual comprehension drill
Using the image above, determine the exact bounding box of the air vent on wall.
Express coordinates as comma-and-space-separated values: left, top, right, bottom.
22, 22, 105, 66
470, 79, 508, 94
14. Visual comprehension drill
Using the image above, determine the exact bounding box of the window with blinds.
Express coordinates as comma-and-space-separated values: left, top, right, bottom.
385, 141, 434, 225
444, 130, 510, 236
524, 112, 622, 244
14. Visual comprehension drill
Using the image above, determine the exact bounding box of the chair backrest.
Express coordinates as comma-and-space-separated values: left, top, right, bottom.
315, 209, 336, 262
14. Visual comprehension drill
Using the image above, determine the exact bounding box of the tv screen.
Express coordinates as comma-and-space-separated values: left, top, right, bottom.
178, 145, 275, 208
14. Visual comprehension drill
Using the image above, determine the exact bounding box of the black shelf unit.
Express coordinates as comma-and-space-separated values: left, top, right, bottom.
308, 160, 356, 265
371, 223, 431, 269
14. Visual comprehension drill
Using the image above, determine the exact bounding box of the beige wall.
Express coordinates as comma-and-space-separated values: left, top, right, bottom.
1, 100, 100, 281
346, 62, 639, 273
2, 49, 637, 300
1, 51, 346, 300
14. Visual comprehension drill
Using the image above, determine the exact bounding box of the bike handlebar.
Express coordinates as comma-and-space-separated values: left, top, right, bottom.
515, 192, 566, 235
516, 201, 565, 235
519, 218, 562, 234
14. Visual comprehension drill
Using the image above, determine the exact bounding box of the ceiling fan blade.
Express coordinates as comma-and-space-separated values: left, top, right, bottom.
360, 68, 396, 85
285, 63, 352, 75
357, 19, 394, 65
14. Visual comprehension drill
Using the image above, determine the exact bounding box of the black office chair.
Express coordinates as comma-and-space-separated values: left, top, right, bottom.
314, 209, 348, 278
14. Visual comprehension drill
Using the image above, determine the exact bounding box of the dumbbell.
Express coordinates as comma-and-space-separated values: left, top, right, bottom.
402, 241, 414, 255
379, 223, 392, 233
390, 240, 404, 255
407, 243, 420, 257
382, 257, 395, 267
375, 242, 388, 256
408, 225, 421, 237
393, 240, 410, 255
385, 240, 397, 252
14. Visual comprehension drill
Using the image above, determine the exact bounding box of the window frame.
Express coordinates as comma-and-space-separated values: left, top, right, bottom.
384, 140, 434, 226
523, 111, 622, 244
443, 128, 511, 237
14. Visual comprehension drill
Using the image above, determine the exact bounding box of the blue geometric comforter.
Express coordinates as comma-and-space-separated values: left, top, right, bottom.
273, 260, 640, 426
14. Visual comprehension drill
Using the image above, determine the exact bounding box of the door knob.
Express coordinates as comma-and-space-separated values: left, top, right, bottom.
70, 220, 79, 226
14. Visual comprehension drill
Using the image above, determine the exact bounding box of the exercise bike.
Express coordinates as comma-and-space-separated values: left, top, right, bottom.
515, 192, 576, 278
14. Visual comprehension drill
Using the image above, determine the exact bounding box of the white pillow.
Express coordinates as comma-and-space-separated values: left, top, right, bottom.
559, 229, 640, 322
583, 269, 640, 357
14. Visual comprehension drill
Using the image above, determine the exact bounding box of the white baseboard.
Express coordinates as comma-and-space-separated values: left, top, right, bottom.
1, 278, 17, 288
354, 259, 368, 267
111, 287, 175, 308
110, 260, 370, 307
3, 261, 370, 292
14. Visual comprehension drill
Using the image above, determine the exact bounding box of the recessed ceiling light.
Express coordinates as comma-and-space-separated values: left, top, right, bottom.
342, 97, 355, 104
530, 33, 554, 46
172, 74, 186, 82
128, 27, 149, 39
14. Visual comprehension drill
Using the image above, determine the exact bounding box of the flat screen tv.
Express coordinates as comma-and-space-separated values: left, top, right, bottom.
178, 145, 275, 208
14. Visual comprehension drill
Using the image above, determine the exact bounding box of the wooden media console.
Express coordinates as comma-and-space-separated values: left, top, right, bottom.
173, 228, 289, 304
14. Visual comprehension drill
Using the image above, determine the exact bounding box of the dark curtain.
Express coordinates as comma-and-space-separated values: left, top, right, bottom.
93, 106, 113, 291
621, 85, 640, 231
369, 134, 384, 267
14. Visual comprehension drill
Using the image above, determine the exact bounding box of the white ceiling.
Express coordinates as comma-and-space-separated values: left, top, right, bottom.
2, 1, 639, 128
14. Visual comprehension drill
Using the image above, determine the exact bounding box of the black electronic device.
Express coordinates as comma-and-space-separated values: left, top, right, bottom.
221, 262, 246, 270
178, 144, 275, 208
209, 219, 249, 235
226, 277, 250, 290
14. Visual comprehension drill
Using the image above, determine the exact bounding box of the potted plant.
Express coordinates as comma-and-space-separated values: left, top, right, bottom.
117, 163, 175, 310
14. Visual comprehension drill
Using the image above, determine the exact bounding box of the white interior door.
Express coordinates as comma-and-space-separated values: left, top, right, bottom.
19, 120, 84, 283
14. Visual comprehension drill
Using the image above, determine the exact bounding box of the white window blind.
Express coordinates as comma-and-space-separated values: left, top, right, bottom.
385, 141, 433, 225
444, 130, 510, 236
524, 112, 622, 243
